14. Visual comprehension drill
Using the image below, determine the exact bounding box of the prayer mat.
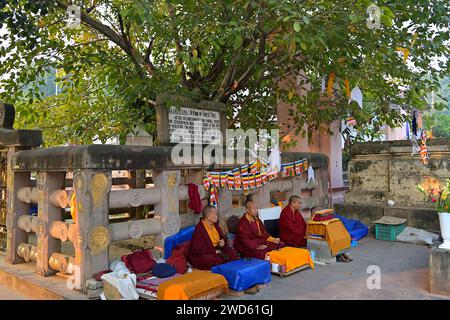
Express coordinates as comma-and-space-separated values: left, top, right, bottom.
267, 247, 315, 272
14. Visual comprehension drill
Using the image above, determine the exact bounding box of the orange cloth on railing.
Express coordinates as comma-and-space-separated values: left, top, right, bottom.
157, 271, 228, 300
306, 220, 351, 256
267, 247, 315, 272
69, 192, 77, 224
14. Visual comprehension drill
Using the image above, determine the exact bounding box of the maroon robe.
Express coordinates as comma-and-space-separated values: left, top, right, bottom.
279, 205, 307, 247
234, 214, 285, 260
187, 219, 239, 270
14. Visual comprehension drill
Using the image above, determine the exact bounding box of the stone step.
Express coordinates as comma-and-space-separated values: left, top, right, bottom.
0, 255, 88, 300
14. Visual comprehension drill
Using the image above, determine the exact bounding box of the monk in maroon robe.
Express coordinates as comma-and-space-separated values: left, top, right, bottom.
187, 205, 239, 270
234, 200, 285, 260
279, 195, 307, 247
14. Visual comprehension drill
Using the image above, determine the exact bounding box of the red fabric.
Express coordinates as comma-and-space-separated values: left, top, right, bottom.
187, 183, 203, 214
279, 205, 307, 247
94, 270, 111, 281
234, 214, 285, 260
187, 219, 239, 270
121, 249, 156, 274
167, 241, 191, 274
312, 214, 335, 221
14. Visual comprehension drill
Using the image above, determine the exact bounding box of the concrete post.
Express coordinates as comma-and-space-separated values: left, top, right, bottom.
217, 188, 233, 233
35, 171, 65, 276
6, 147, 32, 264
311, 167, 330, 210
72, 170, 111, 292
153, 170, 181, 251
253, 184, 271, 210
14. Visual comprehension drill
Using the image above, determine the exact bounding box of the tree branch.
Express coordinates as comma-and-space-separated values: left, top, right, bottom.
55, 0, 128, 53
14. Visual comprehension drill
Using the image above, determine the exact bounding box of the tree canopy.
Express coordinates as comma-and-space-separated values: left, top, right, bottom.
0, 0, 448, 146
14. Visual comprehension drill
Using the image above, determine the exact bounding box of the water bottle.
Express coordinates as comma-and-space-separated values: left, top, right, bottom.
310, 249, 315, 262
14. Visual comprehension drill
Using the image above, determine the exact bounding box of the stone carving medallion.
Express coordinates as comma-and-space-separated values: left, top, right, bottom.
74, 229, 88, 251
128, 222, 143, 239
35, 217, 46, 238
88, 225, 110, 255
73, 172, 87, 194
36, 172, 46, 191
163, 215, 180, 236
129, 191, 143, 207
91, 173, 110, 208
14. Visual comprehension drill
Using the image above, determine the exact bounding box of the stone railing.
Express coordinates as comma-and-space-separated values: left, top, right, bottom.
3, 143, 329, 293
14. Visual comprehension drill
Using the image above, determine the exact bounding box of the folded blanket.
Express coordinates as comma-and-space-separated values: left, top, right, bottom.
137, 274, 182, 293
157, 271, 228, 300
267, 247, 315, 272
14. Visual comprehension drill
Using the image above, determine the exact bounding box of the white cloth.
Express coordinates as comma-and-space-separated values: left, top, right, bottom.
349, 86, 363, 109
109, 259, 131, 278
268, 146, 281, 174
101, 272, 139, 300
321, 77, 326, 92
308, 165, 315, 183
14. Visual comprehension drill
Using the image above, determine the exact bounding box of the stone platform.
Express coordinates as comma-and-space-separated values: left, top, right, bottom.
430, 245, 450, 296
0, 254, 88, 300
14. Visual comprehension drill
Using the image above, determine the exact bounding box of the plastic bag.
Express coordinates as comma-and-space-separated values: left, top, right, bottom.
396, 227, 439, 246
110, 259, 131, 277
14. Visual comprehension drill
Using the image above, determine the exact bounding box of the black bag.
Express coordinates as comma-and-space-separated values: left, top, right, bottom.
263, 219, 280, 238
227, 215, 240, 234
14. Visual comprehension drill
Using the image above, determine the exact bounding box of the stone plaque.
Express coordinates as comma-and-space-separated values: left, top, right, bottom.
168, 106, 221, 144
156, 94, 227, 146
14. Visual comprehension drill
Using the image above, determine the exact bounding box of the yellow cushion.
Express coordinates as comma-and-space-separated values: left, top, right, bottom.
157, 271, 228, 300
267, 247, 315, 272
313, 209, 334, 215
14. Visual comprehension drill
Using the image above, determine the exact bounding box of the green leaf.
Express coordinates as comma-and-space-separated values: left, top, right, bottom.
293, 22, 301, 32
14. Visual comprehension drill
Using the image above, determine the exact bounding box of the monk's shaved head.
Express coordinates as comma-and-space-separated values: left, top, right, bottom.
202, 205, 218, 219
289, 195, 302, 211
244, 199, 254, 209
289, 195, 301, 205
245, 200, 258, 217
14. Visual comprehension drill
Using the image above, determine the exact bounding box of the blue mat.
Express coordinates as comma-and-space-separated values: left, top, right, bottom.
335, 214, 368, 241
163, 225, 195, 259
211, 258, 271, 291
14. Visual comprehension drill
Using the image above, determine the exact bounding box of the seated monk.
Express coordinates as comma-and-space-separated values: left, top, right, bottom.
279, 195, 307, 247
187, 205, 239, 270
234, 200, 285, 260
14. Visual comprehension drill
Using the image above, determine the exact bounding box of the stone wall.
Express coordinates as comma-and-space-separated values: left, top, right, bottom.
335, 138, 450, 233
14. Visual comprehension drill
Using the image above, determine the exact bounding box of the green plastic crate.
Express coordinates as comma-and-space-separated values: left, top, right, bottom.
375, 223, 405, 241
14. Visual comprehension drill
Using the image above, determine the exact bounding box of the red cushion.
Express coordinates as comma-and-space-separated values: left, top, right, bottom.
121, 249, 156, 274
166, 241, 191, 274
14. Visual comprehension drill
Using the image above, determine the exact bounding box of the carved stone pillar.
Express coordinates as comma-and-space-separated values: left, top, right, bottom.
6, 147, 31, 264
153, 170, 181, 251
72, 170, 111, 292
35, 171, 65, 276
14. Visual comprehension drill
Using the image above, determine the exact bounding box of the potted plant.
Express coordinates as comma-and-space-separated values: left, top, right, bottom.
417, 177, 450, 249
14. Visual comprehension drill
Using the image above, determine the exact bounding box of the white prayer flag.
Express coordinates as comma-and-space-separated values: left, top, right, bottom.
308, 165, 315, 183
268, 146, 281, 175
349, 86, 363, 109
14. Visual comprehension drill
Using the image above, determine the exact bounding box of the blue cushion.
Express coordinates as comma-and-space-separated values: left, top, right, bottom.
152, 263, 176, 278
163, 225, 195, 259
211, 258, 271, 291
335, 214, 369, 241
